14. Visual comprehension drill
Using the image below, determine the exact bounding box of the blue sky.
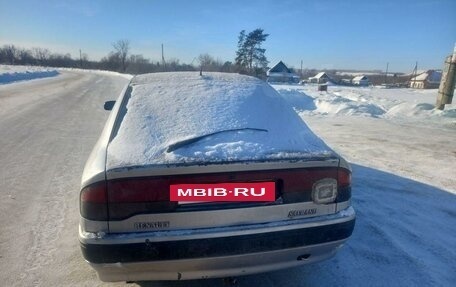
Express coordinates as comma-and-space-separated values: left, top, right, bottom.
1, 0, 455, 72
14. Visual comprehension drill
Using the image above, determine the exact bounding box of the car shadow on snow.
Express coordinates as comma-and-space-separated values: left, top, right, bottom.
136, 164, 456, 287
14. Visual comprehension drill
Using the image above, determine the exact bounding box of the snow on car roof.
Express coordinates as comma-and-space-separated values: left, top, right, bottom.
106, 72, 334, 169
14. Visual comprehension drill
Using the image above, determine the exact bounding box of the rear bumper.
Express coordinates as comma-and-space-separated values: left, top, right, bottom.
80, 206, 355, 281
89, 240, 346, 282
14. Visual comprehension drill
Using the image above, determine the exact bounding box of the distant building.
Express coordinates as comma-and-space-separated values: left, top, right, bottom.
308, 72, 330, 84
410, 70, 442, 89
267, 61, 300, 83
352, 75, 370, 86
341, 79, 352, 85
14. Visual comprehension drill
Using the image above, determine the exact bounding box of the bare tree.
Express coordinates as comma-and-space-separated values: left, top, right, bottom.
128, 54, 152, 74
166, 58, 180, 71
3, 45, 18, 64
198, 53, 225, 72
32, 47, 50, 65
198, 53, 215, 68
100, 52, 121, 71
0, 42, 227, 74
17, 48, 34, 65
112, 40, 130, 72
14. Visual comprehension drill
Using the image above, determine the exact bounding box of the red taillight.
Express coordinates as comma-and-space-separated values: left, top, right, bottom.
81, 183, 107, 203
80, 182, 108, 221
336, 168, 352, 203
280, 168, 338, 193
107, 178, 176, 220
338, 168, 352, 188
108, 178, 169, 202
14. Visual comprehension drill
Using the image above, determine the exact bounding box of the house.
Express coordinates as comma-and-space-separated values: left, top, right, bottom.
352, 75, 370, 86
308, 72, 330, 84
409, 70, 442, 89
267, 61, 300, 83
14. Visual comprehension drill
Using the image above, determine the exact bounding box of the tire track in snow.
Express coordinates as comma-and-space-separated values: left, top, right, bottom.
19, 144, 81, 286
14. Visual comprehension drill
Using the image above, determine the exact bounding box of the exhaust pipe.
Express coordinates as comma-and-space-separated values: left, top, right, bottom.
297, 254, 311, 261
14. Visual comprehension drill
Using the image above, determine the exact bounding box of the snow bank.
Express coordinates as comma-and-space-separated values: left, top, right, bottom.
57, 67, 133, 80
0, 65, 59, 84
273, 84, 456, 125
0, 65, 132, 85
107, 72, 334, 169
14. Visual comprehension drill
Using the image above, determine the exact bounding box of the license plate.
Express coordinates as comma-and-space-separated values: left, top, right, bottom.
170, 182, 276, 202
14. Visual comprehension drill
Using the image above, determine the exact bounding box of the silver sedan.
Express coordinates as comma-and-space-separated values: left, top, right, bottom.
79, 72, 355, 282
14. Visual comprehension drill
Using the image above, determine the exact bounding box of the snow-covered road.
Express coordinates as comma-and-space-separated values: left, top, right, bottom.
0, 73, 454, 286
0, 71, 130, 286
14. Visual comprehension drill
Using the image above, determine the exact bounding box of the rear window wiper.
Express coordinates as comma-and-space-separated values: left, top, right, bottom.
166, 128, 268, 153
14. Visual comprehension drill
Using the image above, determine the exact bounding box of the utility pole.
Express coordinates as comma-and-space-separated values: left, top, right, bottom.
79, 49, 83, 68
300, 60, 303, 77
410, 61, 418, 88
436, 44, 456, 110
161, 44, 166, 72
384, 62, 389, 85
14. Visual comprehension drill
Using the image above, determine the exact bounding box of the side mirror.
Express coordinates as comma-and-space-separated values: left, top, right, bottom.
104, 100, 116, 111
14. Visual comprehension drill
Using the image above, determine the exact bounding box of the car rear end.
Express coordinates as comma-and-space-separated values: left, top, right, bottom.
79, 72, 355, 282
79, 159, 355, 282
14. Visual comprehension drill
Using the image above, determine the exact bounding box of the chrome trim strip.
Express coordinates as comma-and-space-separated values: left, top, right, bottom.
336, 200, 351, 212
108, 201, 336, 232
79, 207, 354, 245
